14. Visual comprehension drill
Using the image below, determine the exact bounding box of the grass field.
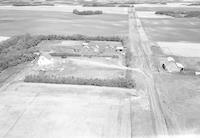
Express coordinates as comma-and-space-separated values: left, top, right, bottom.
0, 9, 128, 36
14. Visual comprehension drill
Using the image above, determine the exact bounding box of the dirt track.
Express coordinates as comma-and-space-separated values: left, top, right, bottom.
128, 7, 168, 136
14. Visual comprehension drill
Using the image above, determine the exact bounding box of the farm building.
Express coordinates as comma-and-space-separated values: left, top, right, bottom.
116, 46, 124, 52
161, 57, 184, 73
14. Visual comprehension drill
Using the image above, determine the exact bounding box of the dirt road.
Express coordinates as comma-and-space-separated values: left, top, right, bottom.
128, 7, 168, 136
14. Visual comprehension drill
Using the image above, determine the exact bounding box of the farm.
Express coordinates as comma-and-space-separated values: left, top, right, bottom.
0, 1, 200, 137
24, 39, 135, 88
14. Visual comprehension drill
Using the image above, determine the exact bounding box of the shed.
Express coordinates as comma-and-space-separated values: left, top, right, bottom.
165, 62, 180, 73
195, 72, 200, 76
176, 63, 184, 69
167, 57, 175, 62
82, 42, 89, 47
116, 46, 124, 52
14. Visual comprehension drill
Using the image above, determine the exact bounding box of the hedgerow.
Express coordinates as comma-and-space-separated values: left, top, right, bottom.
73, 9, 103, 15
50, 52, 119, 58
12, 1, 54, 6
82, 3, 116, 7
24, 74, 135, 88
35, 34, 124, 43
155, 11, 200, 18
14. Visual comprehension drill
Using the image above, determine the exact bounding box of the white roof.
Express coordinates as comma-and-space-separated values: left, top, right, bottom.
0, 36, 9, 42
167, 57, 175, 62
116, 46, 124, 49
176, 63, 184, 68
165, 62, 180, 73
38, 56, 53, 66
82, 42, 88, 45
195, 72, 200, 75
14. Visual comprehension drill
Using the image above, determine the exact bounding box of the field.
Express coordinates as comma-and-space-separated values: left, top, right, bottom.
138, 4, 200, 134
0, 82, 136, 138
0, 9, 128, 37
140, 14, 200, 42
1, 2, 200, 137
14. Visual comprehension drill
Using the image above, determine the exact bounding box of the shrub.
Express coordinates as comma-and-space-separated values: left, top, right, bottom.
73, 9, 103, 15
24, 74, 135, 88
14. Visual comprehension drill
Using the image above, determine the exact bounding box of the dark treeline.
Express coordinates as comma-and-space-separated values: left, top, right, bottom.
0, 34, 40, 72
50, 52, 119, 58
12, 1, 54, 6
0, 34, 124, 72
73, 9, 103, 15
155, 11, 200, 18
24, 74, 135, 88
82, 3, 116, 7
37, 34, 124, 42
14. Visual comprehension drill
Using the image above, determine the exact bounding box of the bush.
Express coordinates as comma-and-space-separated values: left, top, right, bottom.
24, 74, 135, 88
0, 34, 41, 72
73, 9, 103, 15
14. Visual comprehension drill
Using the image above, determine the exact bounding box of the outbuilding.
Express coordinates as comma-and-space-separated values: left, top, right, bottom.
116, 46, 124, 52
82, 42, 89, 47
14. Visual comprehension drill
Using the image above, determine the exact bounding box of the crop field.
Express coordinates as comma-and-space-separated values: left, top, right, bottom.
140, 15, 200, 42
0, 82, 136, 138
0, 9, 128, 37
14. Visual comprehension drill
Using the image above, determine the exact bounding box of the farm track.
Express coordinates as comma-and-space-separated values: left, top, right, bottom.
128, 7, 168, 136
